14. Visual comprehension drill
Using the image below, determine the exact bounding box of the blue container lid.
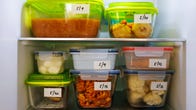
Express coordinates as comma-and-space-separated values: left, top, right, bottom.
70, 70, 120, 80
70, 70, 120, 75
69, 48, 118, 53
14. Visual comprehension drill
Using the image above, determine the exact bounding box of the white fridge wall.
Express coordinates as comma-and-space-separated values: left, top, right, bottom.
185, 0, 196, 110
0, 0, 22, 110
0, 39, 17, 110
0, 0, 194, 110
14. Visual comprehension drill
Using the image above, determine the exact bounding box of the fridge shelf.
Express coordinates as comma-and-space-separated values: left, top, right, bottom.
18, 38, 186, 48
19, 37, 185, 42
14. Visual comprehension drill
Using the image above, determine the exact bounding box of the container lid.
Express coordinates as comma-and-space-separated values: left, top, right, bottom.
124, 70, 174, 80
122, 46, 173, 52
35, 51, 65, 56
25, 0, 104, 14
106, 2, 158, 14
124, 70, 174, 74
26, 73, 72, 86
70, 48, 118, 54
122, 47, 173, 57
71, 69, 120, 75
70, 70, 120, 80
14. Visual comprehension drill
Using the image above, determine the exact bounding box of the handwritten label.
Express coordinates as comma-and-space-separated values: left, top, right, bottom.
134, 14, 152, 23
94, 61, 111, 69
94, 82, 111, 90
66, 4, 90, 14
149, 59, 167, 68
44, 88, 62, 97
151, 82, 168, 90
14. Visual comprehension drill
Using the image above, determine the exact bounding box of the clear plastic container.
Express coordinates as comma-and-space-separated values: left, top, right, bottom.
26, 73, 72, 109
122, 47, 173, 70
24, 0, 104, 38
35, 51, 67, 74
124, 70, 174, 108
70, 70, 120, 108
70, 49, 118, 70
105, 2, 158, 38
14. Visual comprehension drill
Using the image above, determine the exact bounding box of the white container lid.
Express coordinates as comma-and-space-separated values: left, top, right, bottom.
122, 47, 173, 57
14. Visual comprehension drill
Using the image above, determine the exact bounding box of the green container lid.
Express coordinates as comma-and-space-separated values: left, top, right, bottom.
25, 0, 104, 14
106, 2, 158, 14
26, 73, 72, 86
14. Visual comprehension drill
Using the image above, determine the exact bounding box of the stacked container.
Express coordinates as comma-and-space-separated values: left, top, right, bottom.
70, 70, 120, 108
124, 70, 174, 108
70, 49, 118, 70
105, 2, 158, 38
26, 73, 71, 109
70, 48, 119, 108
34, 51, 67, 74
122, 47, 173, 70
122, 46, 174, 108
24, 0, 104, 38
25, 51, 72, 109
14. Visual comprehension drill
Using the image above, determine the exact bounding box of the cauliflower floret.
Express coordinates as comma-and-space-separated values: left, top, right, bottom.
128, 75, 145, 93
143, 92, 162, 106
128, 91, 146, 104
38, 65, 48, 74
152, 90, 165, 96
48, 66, 61, 74
40, 59, 63, 74
43, 61, 52, 68
53, 61, 63, 67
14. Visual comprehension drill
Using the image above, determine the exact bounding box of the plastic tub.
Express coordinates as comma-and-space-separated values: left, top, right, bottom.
105, 2, 158, 38
24, 0, 104, 38
70, 70, 120, 108
122, 47, 173, 70
35, 51, 67, 74
124, 70, 174, 108
70, 49, 118, 70
26, 73, 72, 109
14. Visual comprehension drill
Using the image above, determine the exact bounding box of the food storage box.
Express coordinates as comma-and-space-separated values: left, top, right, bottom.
70, 70, 120, 108
122, 47, 173, 70
35, 51, 67, 74
70, 49, 118, 70
105, 2, 158, 38
26, 73, 72, 109
24, 0, 104, 38
124, 70, 174, 108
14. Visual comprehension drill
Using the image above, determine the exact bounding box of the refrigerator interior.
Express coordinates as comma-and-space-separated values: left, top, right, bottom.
17, 0, 187, 110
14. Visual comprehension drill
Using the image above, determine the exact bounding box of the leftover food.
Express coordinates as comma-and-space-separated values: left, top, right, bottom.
36, 53, 65, 74
127, 75, 168, 106
110, 20, 152, 38
32, 18, 100, 38
75, 77, 112, 108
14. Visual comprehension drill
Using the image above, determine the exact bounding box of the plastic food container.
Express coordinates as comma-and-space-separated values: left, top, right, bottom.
105, 2, 158, 38
124, 70, 174, 108
24, 0, 104, 38
35, 51, 67, 74
122, 47, 173, 70
26, 73, 71, 109
70, 70, 120, 108
70, 49, 118, 70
